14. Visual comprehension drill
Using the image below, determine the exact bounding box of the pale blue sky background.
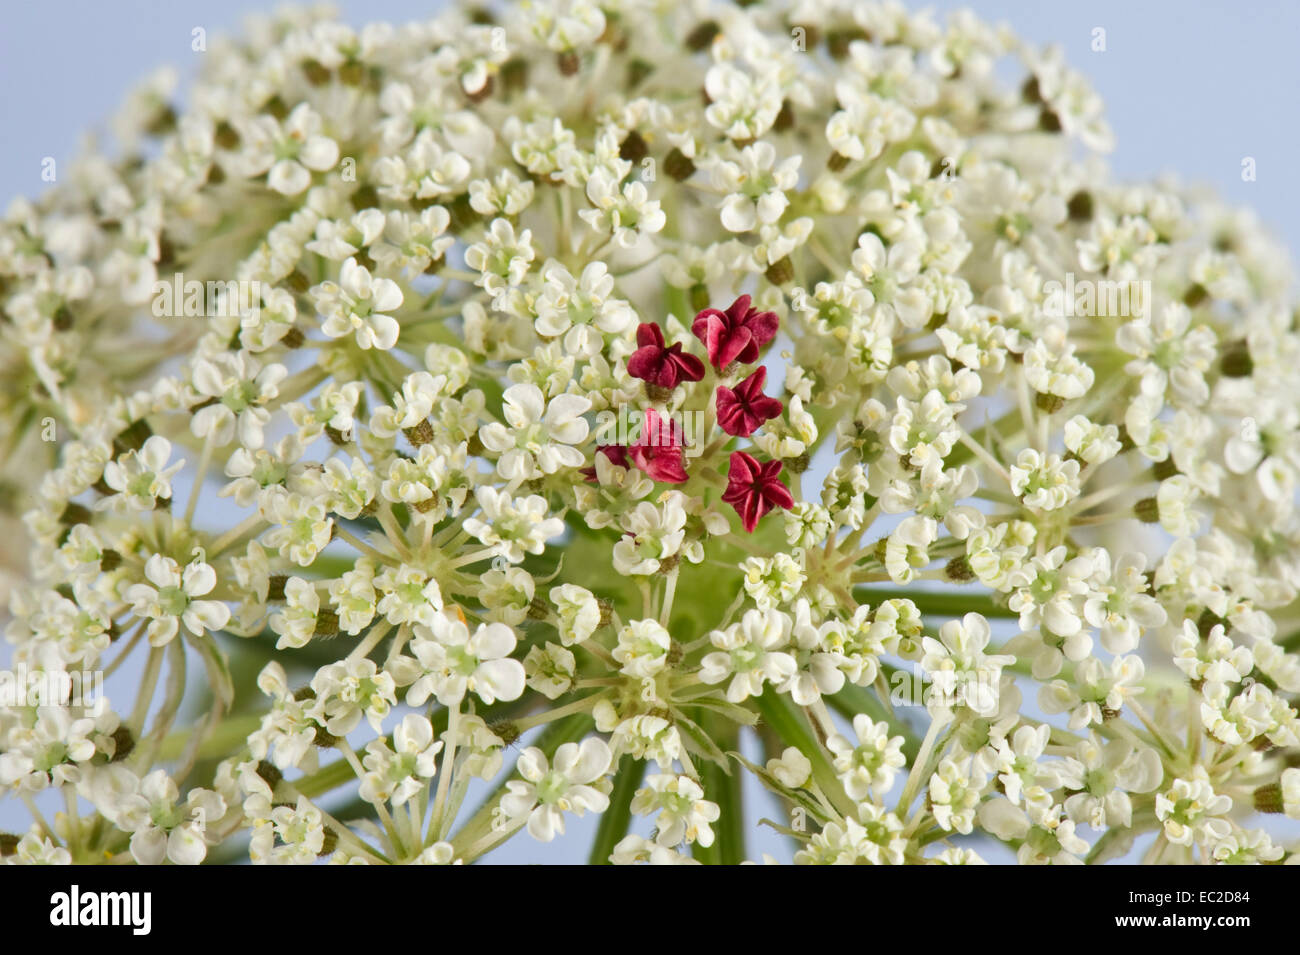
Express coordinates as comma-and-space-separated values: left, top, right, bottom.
2, 1, 1298, 864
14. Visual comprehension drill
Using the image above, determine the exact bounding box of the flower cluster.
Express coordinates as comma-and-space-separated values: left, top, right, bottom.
2, 0, 1299, 867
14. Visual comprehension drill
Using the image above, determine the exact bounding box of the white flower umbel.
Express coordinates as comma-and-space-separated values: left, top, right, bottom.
7, 0, 1300, 868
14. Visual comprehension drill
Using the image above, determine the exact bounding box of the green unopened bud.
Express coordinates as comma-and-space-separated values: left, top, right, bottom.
214, 121, 240, 150
113, 419, 154, 454
1067, 191, 1094, 222
597, 597, 615, 629
685, 21, 720, 51
59, 502, 92, 527
527, 596, 551, 621
256, 760, 283, 790
403, 419, 435, 447
1151, 457, 1180, 481
501, 58, 529, 95
318, 828, 339, 856
944, 555, 975, 583
338, 61, 367, 87
689, 283, 710, 312
665, 148, 696, 181
301, 59, 331, 86
1253, 782, 1283, 813
109, 727, 135, 763
765, 256, 794, 286
1035, 391, 1065, 414
618, 130, 648, 164
313, 611, 340, 638
263, 95, 290, 121
1196, 607, 1225, 639
557, 50, 580, 75
645, 382, 675, 404
1133, 497, 1161, 523
772, 100, 795, 133
826, 28, 867, 59
1220, 341, 1254, 378
489, 718, 521, 746
266, 575, 289, 602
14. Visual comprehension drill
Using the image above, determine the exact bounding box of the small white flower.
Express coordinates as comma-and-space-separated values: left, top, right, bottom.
928, 757, 986, 835
1155, 767, 1233, 847
1009, 448, 1081, 511
550, 584, 601, 645
700, 608, 797, 703
240, 103, 339, 195
632, 774, 720, 848
478, 382, 591, 480
523, 642, 576, 700
766, 747, 812, 789
389, 610, 525, 707
712, 142, 800, 233
190, 351, 287, 449
359, 714, 443, 807
920, 612, 1014, 717
533, 260, 633, 357
612, 618, 672, 681
501, 738, 613, 842
578, 169, 665, 248
124, 554, 230, 646
99, 436, 183, 511
309, 658, 399, 736
1172, 620, 1253, 684
463, 486, 565, 563
97, 767, 226, 865
464, 218, 535, 294
614, 497, 688, 577
313, 257, 405, 350
827, 715, 906, 800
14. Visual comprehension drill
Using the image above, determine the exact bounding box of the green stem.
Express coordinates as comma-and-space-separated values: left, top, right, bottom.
588, 755, 646, 865
754, 689, 856, 820
853, 586, 1016, 619
694, 740, 745, 864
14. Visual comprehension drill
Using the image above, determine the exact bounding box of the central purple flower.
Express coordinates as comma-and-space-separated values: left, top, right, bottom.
586, 408, 689, 484
722, 450, 793, 532
716, 366, 783, 437
691, 294, 779, 372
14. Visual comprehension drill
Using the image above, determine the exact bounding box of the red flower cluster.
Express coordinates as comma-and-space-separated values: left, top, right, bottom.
587, 296, 793, 533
